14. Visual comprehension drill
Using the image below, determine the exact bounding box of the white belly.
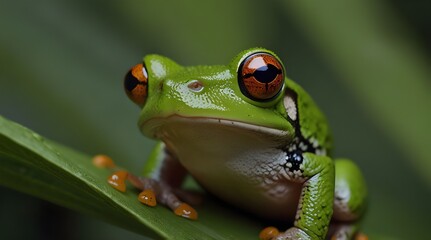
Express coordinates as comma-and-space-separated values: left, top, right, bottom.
152, 116, 300, 220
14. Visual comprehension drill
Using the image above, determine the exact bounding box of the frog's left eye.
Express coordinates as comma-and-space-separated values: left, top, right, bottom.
124, 63, 148, 106
238, 52, 284, 101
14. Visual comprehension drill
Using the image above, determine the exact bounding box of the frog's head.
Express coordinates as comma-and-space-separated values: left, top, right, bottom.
124, 48, 296, 147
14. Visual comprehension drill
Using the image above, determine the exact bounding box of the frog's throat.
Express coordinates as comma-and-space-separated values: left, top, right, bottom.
140, 114, 292, 141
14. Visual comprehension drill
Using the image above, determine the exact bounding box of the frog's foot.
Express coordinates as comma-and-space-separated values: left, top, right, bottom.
98, 154, 199, 220
259, 227, 313, 240
127, 173, 199, 220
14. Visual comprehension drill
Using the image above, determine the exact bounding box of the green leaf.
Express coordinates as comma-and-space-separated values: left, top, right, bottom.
0, 115, 262, 240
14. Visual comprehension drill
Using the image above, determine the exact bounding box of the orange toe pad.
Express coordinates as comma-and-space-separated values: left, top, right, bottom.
107, 170, 128, 192
138, 189, 157, 207
259, 226, 280, 240
174, 203, 198, 220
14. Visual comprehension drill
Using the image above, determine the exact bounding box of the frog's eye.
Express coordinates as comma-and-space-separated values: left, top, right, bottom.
238, 52, 284, 101
124, 63, 148, 106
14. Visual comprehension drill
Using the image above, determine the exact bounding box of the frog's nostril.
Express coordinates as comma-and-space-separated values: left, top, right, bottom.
187, 80, 204, 92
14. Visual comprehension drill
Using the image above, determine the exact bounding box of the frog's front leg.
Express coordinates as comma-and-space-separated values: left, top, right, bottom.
127, 173, 199, 220
106, 142, 200, 220
269, 152, 335, 240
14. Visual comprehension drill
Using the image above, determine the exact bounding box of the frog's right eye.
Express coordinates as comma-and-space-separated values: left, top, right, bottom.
238, 52, 284, 102
124, 63, 148, 106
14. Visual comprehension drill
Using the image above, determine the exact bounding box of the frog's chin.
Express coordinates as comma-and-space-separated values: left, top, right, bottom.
140, 114, 292, 145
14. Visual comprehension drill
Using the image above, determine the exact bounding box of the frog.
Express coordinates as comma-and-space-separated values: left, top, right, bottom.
112, 48, 367, 240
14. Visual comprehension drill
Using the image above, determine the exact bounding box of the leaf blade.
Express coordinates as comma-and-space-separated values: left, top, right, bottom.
0, 115, 261, 240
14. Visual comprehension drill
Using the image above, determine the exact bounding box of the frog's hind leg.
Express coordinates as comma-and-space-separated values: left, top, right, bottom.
328, 159, 367, 240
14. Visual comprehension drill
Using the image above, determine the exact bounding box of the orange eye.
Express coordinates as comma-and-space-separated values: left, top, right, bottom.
238, 52, 284, 101
124, 63, 148, 106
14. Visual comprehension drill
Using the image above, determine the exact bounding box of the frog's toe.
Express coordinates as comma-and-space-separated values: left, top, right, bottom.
259, 226, 280, 240
107, 170, 128, 192
127, 173, 199, 220
174, 203, 198, 220
93, 154, 116, 169
158, 186, 199, 220
138, 189, 157, 207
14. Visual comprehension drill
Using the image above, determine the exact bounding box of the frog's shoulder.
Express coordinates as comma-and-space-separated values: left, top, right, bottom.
285, 78, 333, 155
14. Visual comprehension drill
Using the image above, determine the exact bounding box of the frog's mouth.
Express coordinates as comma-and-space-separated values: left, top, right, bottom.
140, 114, 292, 145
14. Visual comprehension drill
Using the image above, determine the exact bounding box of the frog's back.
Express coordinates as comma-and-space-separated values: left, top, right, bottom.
285, 78, 333, 155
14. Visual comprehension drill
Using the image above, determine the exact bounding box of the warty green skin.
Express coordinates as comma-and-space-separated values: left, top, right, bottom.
136, 48, 367, 240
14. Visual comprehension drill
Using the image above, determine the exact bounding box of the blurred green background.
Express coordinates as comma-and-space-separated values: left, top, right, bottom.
1, 0, 430, 239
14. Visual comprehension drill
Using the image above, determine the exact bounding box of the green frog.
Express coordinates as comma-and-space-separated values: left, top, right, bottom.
113, 48, 367, 240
